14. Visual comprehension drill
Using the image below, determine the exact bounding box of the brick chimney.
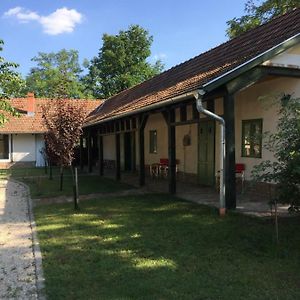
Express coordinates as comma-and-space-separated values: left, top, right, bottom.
27, 92, 35, 116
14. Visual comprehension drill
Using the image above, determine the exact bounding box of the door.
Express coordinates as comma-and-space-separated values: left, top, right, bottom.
198, 120, 215, 186
124, 132, 136, 171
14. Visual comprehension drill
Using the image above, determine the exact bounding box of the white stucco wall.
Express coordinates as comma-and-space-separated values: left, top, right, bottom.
12, 134, 36, 162
144, 113, 168, 165
103, 134, 116, 160
176, 124, 198, 174
263, 44, 300, 68
234, 77, 300, 179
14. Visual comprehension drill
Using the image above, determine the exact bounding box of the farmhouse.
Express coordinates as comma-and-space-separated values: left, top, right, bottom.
81, 8, 300, 210
0, 93, 101, 168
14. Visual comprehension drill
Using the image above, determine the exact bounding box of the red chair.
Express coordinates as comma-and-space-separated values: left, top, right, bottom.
235, 163, 245, 193
216, 163, 245, 193
159, 158, 180, 178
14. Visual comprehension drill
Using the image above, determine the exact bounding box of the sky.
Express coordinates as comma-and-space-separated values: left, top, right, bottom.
0, 0, 246, 77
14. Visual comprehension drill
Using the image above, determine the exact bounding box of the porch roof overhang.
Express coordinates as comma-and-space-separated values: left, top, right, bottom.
83, 33, 300, 130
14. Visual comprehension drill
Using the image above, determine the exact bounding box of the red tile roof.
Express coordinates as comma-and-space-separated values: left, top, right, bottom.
0, 98, 102, 134
85, 8, 300, 127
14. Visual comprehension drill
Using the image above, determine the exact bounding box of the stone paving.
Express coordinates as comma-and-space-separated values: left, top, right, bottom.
0, 180, 41, 299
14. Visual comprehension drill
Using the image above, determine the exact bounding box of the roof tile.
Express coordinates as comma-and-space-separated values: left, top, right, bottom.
0, 98, 102, 134
85, 8, 300, 126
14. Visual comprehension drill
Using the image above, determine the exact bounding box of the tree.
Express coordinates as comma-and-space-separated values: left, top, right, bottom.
226, 0, 300, 39
42, 99, 86, 208
0, 39, 25, 124
84, 25, 164, 98
26, 49, 91, 99
252, 95, 300, 211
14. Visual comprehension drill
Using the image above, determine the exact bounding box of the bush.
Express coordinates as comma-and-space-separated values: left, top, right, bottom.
252, 95, 300, 209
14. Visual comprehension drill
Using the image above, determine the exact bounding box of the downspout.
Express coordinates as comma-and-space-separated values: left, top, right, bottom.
194, 89, 226, 216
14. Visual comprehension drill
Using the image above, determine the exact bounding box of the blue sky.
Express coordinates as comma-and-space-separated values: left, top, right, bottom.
0, 0, 246, 77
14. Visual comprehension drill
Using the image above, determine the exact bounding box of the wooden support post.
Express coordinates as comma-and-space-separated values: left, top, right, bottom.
167, 109, 176, 194
87, 133, 93, 173
138, 114, 148, 186
131, 131, 136, 172
224, 92, 236, 209
115, 133, 121, 180
98, 131, 103, 176
79, 136, 84, 171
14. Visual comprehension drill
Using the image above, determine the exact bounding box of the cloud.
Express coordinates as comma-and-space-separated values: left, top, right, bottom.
40, 8, 82, 35
4, 6, 39, 23
153, 53, 167, 61
3, 7, 83, 35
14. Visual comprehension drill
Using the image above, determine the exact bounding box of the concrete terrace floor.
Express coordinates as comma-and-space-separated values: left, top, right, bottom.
101, 169, 290, 217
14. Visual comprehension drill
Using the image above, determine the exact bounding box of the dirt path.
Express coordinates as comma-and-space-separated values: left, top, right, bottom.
0, 180, 44, 299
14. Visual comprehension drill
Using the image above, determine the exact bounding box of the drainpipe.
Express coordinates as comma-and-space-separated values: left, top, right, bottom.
194, 89, 226, 216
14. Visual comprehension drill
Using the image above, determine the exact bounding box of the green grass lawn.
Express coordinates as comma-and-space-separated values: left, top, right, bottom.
0, 167, 132, 198
0, 167, 73, 179
34, 194, 300, 300
21, 174, 133, 198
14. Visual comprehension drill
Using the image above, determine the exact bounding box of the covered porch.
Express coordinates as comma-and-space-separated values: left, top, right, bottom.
82, 63, 300, 212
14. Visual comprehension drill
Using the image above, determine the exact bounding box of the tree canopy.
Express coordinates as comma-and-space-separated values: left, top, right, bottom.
0, 39, 24, 125
226, 0, 300, 39
84, 25, 164, 99
26, 49, 91, 99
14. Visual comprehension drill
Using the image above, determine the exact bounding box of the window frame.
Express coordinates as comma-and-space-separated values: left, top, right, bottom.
149, 130, 158, 154
241, 119, 263, 158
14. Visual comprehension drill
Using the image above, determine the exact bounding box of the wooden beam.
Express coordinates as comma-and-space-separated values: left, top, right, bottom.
138, 114, 148, 186
98, 132, 104, 176
87, 133, 93, 173
192, 102, 200, 120
115, 133, 121, 180
162, 111, 169, 124
79, 136, 84, 171
224, 92, 236, 209
258, 65, 300, 78
180, 105, 187, 122
207, 98, 215, 112
131, 131, 136, 172
171, 119, 199, 126
226, 67, 266, 95
167, 109, 176, 194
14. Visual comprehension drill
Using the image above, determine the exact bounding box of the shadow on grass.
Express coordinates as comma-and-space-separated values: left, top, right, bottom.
34, 194, 300, 300
21, 175, 133, 199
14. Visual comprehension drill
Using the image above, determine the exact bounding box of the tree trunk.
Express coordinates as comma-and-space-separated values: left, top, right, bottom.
71, 166, 79, 210
274, 199, 279, 245
49, 160, 53, 180
44, 159, 48, 174
60, 166, 64, 191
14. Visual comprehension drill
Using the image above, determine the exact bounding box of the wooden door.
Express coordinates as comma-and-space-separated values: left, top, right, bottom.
198, 120, 215, 186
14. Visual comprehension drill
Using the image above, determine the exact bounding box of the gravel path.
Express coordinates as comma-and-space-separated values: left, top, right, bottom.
0, 180, 42, 299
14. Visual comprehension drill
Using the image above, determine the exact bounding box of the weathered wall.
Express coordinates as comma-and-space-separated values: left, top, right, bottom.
12, 134, 36, 162
103, 134, 116, 160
